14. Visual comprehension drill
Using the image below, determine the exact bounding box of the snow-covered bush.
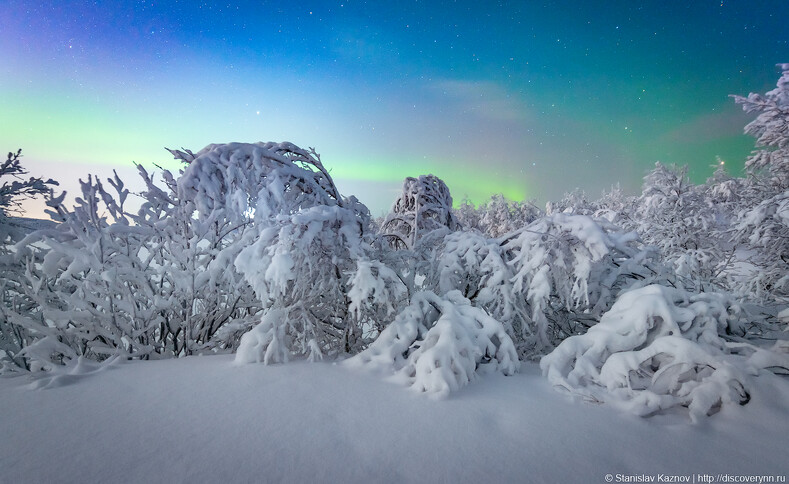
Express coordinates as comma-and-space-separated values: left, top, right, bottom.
3, 141, 385, 371
0, 264, 37, 372
541, 285, 751, 421
363, 212, 660, 363
432, 205, 664, 359
504, 213, 662, 355
8, 174, 165, 367
345, 290, 519, 398
234, 308, 290, 364
381, 174, 459, 250
5, 155, 263, 372
0, 149, 57, 226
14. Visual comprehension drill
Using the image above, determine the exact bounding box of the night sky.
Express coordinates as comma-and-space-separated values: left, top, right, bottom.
2, 1, 788, 216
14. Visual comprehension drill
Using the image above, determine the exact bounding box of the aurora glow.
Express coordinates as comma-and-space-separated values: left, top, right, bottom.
2, 1, 787, 216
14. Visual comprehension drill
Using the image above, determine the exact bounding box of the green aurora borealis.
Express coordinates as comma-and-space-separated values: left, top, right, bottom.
1, 1, 787, 215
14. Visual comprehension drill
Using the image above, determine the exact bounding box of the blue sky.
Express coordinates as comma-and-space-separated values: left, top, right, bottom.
2, 1, 787, 215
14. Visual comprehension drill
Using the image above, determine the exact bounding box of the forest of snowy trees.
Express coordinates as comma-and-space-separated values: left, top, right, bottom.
2, 66, 788, 421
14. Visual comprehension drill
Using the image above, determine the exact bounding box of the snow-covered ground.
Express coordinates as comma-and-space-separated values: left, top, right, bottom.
2, 355, 787, 483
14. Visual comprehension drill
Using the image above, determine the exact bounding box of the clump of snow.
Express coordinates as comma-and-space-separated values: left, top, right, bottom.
234, 309, 290, 365
778, 307, 789, 323
541, 284, 751, 421
345, 290, 519, 397
742, 339, 789, 376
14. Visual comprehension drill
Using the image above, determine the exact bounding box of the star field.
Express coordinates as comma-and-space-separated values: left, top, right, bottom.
1, 0, 787, 215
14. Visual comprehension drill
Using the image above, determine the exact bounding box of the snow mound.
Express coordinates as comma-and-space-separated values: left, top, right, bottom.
345, 290, 519, 398
27, 355, 121, 390
541, 285, 751, 421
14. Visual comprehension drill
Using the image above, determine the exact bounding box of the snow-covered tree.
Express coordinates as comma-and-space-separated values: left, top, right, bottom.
504, 213, 663, 355
545, 189, 596, 217
546, 186, 638, 226
131, 164, 262, 355
170, 141, 345, 223
351, 174, 465, 330
346, 258, 410, 343
541, 285, 751, 421
455, 194, 542, 237
591, 184, 636, 225
381, 175, 459, 250
424, 229, 527, 347
169, 142, 373, 363
735, 190, 789, 302
0, 150, 57, 225
729, 65, 789, 303
235, 204, 370, 362
704, 159, 741, 205
0, 149, 58, 372
732, 63, 789, 191
626, 162, 732, 292
453, 198, 482, 232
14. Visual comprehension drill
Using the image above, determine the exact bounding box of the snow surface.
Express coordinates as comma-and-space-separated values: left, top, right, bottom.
1, 355, 788, 483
